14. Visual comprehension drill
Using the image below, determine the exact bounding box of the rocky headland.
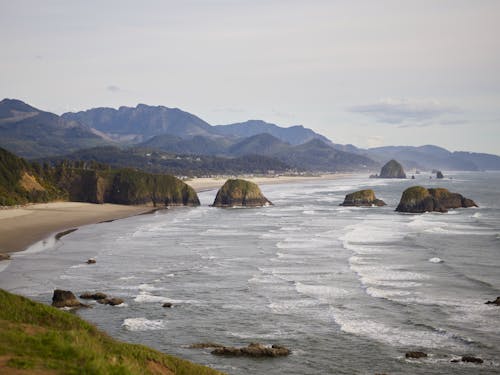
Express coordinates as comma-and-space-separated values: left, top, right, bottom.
212, 179, 272, 207
340, 189, 386, 207
396, 186, 477, 213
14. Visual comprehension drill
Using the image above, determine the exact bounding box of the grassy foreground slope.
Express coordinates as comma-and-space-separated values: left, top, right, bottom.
0, 289, 224, 375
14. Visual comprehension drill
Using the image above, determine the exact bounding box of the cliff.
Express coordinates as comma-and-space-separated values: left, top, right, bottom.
212, 179, 272, 207
340, 189, 386, 207
0, 147, 200, 207
396, 186, 477, 213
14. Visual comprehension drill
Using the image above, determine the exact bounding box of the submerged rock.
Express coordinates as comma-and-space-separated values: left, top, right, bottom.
405, 351, 428, 359
211, 343, 290, 357
86, 258, 96, 264
461, 355, 483, 364
396, 186, 477, 213
340, 189, 386, 207
485, 296, 500, 306
52, 289, 88, 308
189, 343, 224, 349
212, 179, 272, 207
80, 292, 107, 300
97, 297, 124, 306
162, 302, 173, 308
379, 160, 406, 178
0, 253, 10, 261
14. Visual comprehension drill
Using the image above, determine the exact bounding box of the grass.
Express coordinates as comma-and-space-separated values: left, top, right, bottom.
0, 289, 225, 375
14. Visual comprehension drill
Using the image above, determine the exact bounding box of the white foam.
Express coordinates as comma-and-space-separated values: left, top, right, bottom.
429, 257, 443, 263
122, 318, 165, 331
295, 282, 349, 301
134, 292, 169, 303
134, 291, 198, 305
472, 212, 481, 218
303, 210, 315, 215
333, 311, 467, 349
138, 283, 165, 292
13, 235, 58, 257
119, 276, 137, 280
365, 287, 412, 299
268, 299, 320, 314
0, 260, 11, 273
69, 264, 86, 269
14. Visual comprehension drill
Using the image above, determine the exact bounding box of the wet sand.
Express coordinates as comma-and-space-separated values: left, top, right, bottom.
0, 202, 152, 254
0, 173, 355, 256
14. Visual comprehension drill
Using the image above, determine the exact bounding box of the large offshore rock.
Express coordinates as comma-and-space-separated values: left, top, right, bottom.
340, 189, 386, 207
212, 179, 272, 207
396, 186, 477, 213
379, 160, 406, 178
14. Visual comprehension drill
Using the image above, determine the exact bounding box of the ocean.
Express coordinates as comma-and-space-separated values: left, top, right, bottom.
1, 172, 499, 374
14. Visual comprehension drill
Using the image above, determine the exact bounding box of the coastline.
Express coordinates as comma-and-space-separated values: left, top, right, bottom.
186, 173, 355, 192
0, 173, 356, 256
0, 202, 153, 255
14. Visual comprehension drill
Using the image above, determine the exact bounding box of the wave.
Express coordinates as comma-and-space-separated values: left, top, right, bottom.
122, 318, 165, 331
294, 281, 349, 301
333, 310, 469, 350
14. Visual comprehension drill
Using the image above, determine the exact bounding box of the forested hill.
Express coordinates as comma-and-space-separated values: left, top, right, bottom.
0, 147, 199, 207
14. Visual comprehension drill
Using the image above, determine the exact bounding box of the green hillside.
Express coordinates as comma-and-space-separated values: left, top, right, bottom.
0, 289, 224, 375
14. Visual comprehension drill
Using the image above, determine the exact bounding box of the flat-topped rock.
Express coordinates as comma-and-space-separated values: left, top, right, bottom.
405, 351, 427, 359
211, 343, 290, 357
212, 179, 272, 207
396, 186, 477, 213
340, 189, 386, 207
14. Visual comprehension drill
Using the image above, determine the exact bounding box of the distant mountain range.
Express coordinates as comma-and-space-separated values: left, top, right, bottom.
0, 99, 108, 159
1, 98, 499, 173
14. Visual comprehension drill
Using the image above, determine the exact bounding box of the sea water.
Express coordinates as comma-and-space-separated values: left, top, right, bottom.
1, 172, 499, 374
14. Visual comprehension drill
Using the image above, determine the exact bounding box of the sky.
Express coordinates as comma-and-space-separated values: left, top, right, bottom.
1, 0, 499, 154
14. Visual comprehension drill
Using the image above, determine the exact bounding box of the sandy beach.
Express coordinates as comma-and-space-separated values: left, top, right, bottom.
0, 202, 152, 255
0, 173, 354, 256
186, 173, 354, 192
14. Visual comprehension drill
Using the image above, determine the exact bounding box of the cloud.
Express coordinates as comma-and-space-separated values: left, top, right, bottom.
349, 98, 460, 127
106, 85, 121, 93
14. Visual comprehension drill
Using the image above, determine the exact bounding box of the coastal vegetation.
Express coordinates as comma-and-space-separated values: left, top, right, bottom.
0, 288, 224, 374
0, 147, 199, 206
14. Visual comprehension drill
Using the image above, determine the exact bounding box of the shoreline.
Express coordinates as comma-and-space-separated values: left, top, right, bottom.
186, 172, 356, 192
0, 173, 357, 256
0, 202, 154, 255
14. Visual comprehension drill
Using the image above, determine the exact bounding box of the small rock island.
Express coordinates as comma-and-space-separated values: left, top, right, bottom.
371, 159, 406, 178
212, 179, 272, 207
340, 189, 386, 207
396, 186, 477, 213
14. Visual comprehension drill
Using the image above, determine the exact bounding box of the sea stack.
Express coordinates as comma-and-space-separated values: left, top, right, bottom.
212, 179, 272, 207
340, 189, 386, 207
436, 170, 444, 179
379, 160, 406, 178
396, 186, 477, 213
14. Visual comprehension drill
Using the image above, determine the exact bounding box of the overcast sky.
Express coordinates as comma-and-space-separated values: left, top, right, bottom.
1, 0, 499, 154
